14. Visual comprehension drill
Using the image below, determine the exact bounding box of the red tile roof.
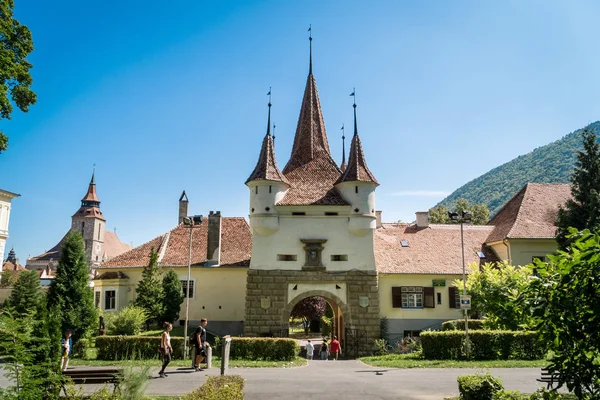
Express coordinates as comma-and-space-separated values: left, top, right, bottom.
2, 260, 27, 272
28, 230, 131, 263
278, 72, 348, 206
374, 223, 496, 274
246, 133, 289, 185
82, 180, 100, 203
101, 217, 251, 268
486, 183, 571, 243
104, 231, 133, 258
336, 130, 378, 185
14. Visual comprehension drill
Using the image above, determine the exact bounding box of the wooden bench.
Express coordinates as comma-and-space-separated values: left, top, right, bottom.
537, 367, 569, 389
61, 367, 122, 394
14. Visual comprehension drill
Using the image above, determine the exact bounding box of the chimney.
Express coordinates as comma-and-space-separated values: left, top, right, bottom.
416, 212, 429, 229
178, 191, 189, 224
376, 211, 383, 228
206, 211, 222, 266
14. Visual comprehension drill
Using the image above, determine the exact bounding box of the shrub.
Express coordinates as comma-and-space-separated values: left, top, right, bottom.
420, 330, 543, 360
228, 337, 298, 361
442, 319, 486, 331
72, 337, 90, 359
528, 388, 561, 400
185, 375, 245, 400
373, 338, 389, 356
395, 336, 422, 354
493, 390, 522, 400
457, 372, 503, 400
104, 306, 148, 336
95, 336, 184, 360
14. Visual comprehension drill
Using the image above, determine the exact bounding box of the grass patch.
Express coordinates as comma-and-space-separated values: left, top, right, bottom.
360, 353, 548, 368
70, 356, 307, 368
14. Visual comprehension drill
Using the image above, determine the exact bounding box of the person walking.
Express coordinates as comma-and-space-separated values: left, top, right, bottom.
196, 318, 211, 369
305, 339, 314, 360
320, 339, 329, 360
194, 324, 204, 371
61, 330, 72, 371
330, 336, 342, 360
158, 322, 173, 378
191, 325, 201, 369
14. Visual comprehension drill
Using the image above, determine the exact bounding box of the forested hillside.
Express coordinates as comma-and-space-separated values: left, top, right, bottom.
437, 121, 600, 216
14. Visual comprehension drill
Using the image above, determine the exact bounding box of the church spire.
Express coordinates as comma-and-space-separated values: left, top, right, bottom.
336, 92, 378, 185
246, 91, 289, 185
282, 32, 337, 174
73, 169, 105, 220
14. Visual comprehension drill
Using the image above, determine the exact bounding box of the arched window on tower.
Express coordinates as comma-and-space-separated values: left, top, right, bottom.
98, 225, 101, 240
81, 221, 85, 234
355, 186, 358, 193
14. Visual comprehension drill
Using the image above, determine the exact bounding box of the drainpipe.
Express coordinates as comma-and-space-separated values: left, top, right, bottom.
502, 239, 512, 265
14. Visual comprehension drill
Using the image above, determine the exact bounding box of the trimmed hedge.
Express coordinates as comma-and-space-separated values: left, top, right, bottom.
442, 319, 485, 331
420, 330, 543, 360
185, 375, 245, 400
457, 372, 503, 400
228, 338, 299, 361
95, 335, 185, 360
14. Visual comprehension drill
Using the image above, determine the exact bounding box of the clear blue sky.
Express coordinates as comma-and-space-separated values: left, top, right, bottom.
2, 0, 600, 261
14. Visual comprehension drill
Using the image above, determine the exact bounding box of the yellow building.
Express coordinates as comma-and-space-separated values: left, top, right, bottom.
486, 183, 571, 266
98, 207, 251, 335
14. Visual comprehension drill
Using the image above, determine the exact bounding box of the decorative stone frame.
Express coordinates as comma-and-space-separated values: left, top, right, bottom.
300, 239, 327, 271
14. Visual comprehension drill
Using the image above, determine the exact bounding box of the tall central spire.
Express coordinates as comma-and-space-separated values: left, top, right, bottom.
282, 31, 337, 174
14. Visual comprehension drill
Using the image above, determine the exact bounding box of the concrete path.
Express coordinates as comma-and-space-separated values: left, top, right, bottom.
0, 361, 552, 399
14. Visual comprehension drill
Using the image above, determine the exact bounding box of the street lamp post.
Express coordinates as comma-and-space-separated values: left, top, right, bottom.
448, 210, 472, 358
182, 215, 203, 359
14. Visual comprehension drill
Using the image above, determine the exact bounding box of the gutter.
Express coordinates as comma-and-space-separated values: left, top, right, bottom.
502, 239, 512, 265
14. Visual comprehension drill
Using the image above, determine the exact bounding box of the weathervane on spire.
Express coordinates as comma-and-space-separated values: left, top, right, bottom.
350, 88, 358, 136
266, 87, 272, 135
308, 24, 313, 74
341, 123, 346, 167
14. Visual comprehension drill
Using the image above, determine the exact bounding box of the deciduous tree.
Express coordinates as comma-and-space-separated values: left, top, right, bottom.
556, 129, 600, 250
0, 0, 37, 153
531, 229, 600, 398
429, 199, 490, 225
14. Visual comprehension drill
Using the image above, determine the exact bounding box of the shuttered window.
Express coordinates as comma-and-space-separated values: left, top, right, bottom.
449, 286, 460, 309
424, 287, 435, 308
392, 287, 403, 308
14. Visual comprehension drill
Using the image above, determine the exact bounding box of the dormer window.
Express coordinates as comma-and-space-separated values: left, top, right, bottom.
355, 186, 358, 193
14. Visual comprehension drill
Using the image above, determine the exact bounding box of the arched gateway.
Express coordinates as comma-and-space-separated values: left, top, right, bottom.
243, 37, 380, 356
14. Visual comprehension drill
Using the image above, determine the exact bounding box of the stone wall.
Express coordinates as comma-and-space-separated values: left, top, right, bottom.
244, 269, 380, 356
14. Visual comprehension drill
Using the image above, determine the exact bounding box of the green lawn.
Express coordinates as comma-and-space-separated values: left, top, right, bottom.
360, 353, 548, 369
70, 355, 306, 369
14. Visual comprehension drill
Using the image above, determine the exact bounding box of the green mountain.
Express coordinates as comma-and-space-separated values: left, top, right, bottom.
437, 121, 600, 216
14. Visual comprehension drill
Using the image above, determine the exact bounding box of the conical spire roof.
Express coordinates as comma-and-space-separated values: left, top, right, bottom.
336, 103, 378, 185
282, 73, 337, 172
72, 171, 105, 220
277, 36, 348, 206
81, 172, 100, 203
246, 103, 289, 185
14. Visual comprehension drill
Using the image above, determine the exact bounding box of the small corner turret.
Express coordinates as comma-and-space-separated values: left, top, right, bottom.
246, 92, 289, 235
335, 93, 378, 235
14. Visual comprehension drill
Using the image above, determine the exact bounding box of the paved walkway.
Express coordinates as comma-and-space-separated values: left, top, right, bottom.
0, 361, 551, 399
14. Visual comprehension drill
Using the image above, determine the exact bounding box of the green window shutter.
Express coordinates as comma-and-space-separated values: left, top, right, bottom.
424, 287, 435, 308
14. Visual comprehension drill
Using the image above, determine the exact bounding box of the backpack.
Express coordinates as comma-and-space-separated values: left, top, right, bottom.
189, 334, 197, 345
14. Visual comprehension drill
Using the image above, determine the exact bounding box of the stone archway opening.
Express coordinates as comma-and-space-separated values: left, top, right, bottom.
281, 290, 351, 346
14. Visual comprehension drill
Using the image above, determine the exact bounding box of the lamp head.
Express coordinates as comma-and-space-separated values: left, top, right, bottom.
462, 211, 472, 223
183, 215, 203, 225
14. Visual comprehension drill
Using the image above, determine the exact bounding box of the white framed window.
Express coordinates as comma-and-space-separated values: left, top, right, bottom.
104, 288, 117, 311
401, 286, 423, 308
181, 279, 195, 299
